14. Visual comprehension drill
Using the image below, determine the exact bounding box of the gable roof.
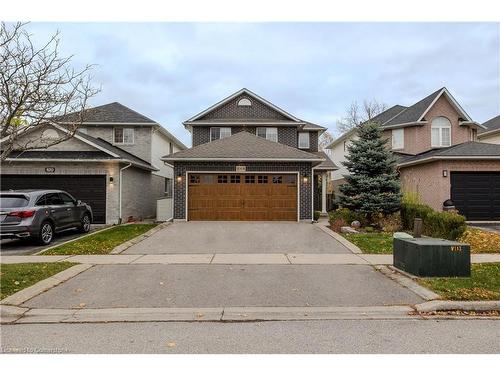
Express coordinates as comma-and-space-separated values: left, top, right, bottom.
397, 141, 500, 167
185, 88, 302, 123
162, 131, 324, 163
312, 151, 338, 170
55, 102, 157, 124
478, 114, 500, 136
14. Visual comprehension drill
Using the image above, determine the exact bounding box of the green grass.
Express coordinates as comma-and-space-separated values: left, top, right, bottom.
0, 262, 75, 300
44, 224, 157, 255
342, 232, 393, 254
418, 263, 500, 300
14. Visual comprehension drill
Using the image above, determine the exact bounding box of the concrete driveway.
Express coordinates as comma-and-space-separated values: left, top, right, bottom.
124, 221, 350, 254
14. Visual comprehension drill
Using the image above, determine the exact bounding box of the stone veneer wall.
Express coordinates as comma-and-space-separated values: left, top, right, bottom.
173, 161, 313, 220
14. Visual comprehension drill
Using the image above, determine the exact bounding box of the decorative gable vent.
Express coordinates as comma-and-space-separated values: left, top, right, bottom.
237, 98, 252, 106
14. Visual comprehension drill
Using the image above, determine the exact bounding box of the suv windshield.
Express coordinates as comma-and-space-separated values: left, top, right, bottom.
0, 195, 29, 208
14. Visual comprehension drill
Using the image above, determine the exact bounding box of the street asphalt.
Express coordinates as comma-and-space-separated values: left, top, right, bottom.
22, 264, 423, 308
124, 221, 351, 254
1, 319, 499, 354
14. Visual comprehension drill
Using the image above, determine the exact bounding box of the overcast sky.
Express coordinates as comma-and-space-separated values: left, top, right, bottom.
26, 22, 500, 146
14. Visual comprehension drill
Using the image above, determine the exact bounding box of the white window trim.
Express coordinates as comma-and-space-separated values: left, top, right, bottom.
113, 127, 135, 145
210, 127, 232, 141
431, 117, 452, 148
298, 132, 310, 149
391, 128, 404, 150
257, 127, 278, 142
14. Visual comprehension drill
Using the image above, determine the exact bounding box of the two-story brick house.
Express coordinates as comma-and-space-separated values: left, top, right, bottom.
1, 102, 186, 224
327, 87, 500, 221
163, 88, 337, 221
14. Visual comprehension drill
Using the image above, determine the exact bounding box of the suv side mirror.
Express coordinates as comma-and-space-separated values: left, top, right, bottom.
75, 200, 81, 206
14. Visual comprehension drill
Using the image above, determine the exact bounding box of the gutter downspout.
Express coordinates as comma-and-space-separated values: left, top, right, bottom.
118, 163, 132, 224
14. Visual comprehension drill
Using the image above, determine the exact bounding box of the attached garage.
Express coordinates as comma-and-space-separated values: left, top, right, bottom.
451, 172, 500, 221
0, 174, 107, 223
187, 173, 298, 221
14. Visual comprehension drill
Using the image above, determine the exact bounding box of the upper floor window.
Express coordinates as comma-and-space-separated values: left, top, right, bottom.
431, 117, 451, 147
169, 142, 173, 154
392, 128, 404, 150
114, 127, 134, 144
256, 127, 278, 142
210, 127, 231, 141
298, 132, 310, 149
237, 98, 252, 106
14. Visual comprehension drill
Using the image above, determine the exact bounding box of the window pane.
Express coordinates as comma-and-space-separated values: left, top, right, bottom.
267, 128, 278, 142
123, 128, 134, 143
210, 128, 220, 141
257, 175, 268, 184
431, 128, 440, 147
298, 132, 310, 148
392, 129, 404, 149
220, 128, 231, 139
217, 175, 228, 183
165, 178, 173, 198
0, 195, 29, 208
114, 128, 124, 143
441, 128, 451, 146
190, 175, 200, 184
256, 127, 267, 138
230, 175, 240, 184
59, 193, 74, 204
245, 175, 255, 184
272, 175, 283, 184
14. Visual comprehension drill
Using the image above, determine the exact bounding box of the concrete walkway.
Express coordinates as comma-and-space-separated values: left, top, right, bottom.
1, 253, 498, 265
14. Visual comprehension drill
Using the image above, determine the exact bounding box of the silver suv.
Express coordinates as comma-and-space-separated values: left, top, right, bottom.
0, 190, 93, 245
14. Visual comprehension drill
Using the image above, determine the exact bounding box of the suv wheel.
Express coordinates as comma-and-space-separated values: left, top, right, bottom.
79, 213, 91, 233
38, 221, 54, 245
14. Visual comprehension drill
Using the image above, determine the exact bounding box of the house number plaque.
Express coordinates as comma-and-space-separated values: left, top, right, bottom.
235, 165, 246, 172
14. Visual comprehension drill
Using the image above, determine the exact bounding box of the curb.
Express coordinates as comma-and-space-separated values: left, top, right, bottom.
415, 300, 500, 313
0, 264, 93, 307
110, 222, 170, 254
375, 265, 441, 301
313, 222, 363, 254
34, 225, 115, 255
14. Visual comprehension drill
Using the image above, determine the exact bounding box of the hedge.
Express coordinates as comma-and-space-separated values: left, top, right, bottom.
401, 202, 466, 241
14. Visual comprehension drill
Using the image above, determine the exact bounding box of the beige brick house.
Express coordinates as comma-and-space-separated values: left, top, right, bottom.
327, 87, 500, 221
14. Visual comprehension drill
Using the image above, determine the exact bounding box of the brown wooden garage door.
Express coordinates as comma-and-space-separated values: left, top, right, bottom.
451, 172, 500, 221
188, 173, 297, 221
1, 174, 107, 223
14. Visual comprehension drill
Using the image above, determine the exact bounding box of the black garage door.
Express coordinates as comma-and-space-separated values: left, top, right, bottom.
1, 174, 107, 223
451, 172, 500, 221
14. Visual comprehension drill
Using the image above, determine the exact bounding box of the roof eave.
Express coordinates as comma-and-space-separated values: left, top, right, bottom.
161, 157, 325, 162
398, 155, 500, 168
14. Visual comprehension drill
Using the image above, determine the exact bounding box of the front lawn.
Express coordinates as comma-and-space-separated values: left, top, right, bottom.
341, 232, 393, 254
0, 262, 75, 300
44, 223, 157, 255
459, 228, 500, 254
418, 263, 500, 301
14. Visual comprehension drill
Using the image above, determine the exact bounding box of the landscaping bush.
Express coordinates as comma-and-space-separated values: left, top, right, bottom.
375, 212, 402, 233
330, 218, 347, 233
329, 208, 366, 227
401, 201, 466, 241
314, 211, 321, 221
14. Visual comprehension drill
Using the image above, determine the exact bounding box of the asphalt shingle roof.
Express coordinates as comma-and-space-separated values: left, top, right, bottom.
163, 131, 324, 161
383, 88, 443, 126
398, 141, 500, 166
480, 114, 500, 134
312, 151, 338, 170
55, 102, 157, 124
7, 150, 113, 160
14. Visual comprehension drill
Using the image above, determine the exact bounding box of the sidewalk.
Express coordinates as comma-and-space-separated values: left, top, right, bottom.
1, 253, 499, 265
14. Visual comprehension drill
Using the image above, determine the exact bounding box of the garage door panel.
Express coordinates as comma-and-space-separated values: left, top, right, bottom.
188, 173, 297, 221
1, 174, 106, 223
451, 172, 500, 220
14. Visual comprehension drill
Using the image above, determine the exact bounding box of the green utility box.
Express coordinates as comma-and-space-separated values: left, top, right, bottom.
393, 237, 470, 277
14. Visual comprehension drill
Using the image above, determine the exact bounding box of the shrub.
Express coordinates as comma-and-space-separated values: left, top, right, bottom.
329, 208, 366, 227
375, 212, 402, 233
330, 218, 347, 233
401, 202, 466, 241
313, 211, 321, 221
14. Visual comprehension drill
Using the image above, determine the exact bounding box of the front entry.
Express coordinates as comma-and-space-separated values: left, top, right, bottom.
187, 173, 298, 221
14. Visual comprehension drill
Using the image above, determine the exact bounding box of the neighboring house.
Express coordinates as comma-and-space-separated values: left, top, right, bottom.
1, 103, 186, 224
327, 87, 500, 221
477, 115, 500, 144
162, 88, 337, 221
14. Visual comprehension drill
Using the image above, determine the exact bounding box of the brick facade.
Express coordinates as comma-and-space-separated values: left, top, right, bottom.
399, 160, 500, 211
173, 161, 313, 220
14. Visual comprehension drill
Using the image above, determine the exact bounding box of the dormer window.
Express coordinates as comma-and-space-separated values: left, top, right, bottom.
237, 98, 252, 106
257, 127, 278, 142
210, 127, 231, 141
431, 117, 451, 147
114, 127, 134, 144
298, 132, 310, 149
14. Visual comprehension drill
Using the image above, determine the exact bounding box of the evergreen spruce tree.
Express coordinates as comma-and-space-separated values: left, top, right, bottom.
338, 121, 401, 219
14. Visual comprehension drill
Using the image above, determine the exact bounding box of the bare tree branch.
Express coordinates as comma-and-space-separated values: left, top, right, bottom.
0, 22, 100, 161
319, 130, 334, 151
336, 99, 388, 134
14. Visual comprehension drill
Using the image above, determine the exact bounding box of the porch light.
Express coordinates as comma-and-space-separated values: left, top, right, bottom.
176, 174, 182, 182
302, 173, 309, 183
442, 170, 448, 178
109, 176, 114, 185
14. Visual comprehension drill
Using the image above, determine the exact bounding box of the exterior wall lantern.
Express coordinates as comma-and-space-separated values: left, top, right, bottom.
442, 170, 448, 178
302, 173, 309, 183
109, 176, 114, 185
176, 173, 182, 182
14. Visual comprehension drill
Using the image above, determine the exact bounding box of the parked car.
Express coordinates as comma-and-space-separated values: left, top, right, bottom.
0, 190, 93, 245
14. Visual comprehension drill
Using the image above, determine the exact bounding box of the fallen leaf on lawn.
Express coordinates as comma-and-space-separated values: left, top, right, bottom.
166, 342, 176, 348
